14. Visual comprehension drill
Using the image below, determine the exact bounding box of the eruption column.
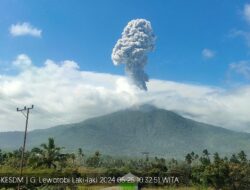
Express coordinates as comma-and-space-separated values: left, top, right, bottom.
112, 19, 156, 91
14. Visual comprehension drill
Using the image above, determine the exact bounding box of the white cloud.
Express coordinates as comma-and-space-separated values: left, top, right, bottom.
229, 60, 250, 80
202, 48, 215, 59
1, 55, 250, 133
230, 4, 250, 47
10, 22, 42, 37
243, 4, 250, 24
12, 54, 32, 69
229, 29, 250, 47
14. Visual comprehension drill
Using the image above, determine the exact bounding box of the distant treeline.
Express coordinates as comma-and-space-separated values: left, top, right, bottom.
0, 138, 250, 189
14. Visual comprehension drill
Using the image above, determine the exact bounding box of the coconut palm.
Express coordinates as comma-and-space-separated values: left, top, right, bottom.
77, 148, 84, 165
30, 138, 66, 169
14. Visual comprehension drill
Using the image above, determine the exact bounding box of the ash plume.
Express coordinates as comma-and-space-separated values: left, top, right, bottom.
112, 19, 156, 91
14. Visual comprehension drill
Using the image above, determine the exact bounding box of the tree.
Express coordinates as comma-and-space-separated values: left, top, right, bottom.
201, 153, 230, 190
30, 138, 65, 169
78, 148, 84, 158
0, 149, 7, 165
230, 154, 240, 164
185, 153, 192, 165
185, 151, 199, 165
0, 149, 3, 165
95, 151, 100, 157
228, 151, 250, 190
3, 148, 26, 168
70, 153, 76, 166
86, 151, 102, 167
77, 148, 84, 166
238, 151, 247, 163
200, 149, 210, 166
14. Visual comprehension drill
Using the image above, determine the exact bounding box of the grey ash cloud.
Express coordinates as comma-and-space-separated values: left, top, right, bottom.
112, 19, 156, 91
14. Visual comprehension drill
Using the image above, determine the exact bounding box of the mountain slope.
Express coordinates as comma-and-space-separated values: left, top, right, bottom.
1, 104, 250, 158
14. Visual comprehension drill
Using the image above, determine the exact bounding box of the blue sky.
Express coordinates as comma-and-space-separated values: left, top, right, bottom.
2, 0, 250, 132
0, 0, 250, 86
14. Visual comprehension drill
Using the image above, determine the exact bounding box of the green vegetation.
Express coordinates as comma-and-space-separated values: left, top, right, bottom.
1, 105, 250, 189
0, 138, 250, 189
1, 105, 250, 158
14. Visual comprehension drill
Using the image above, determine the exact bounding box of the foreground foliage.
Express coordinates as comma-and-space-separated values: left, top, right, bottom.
0, 138, 250, 189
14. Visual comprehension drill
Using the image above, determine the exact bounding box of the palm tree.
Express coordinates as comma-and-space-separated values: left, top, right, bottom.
31, 138, 65, 169
77, 148, 84, 165
78, 148, 84, 158
203, 149, 210, 158
70, 153, 76, 166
